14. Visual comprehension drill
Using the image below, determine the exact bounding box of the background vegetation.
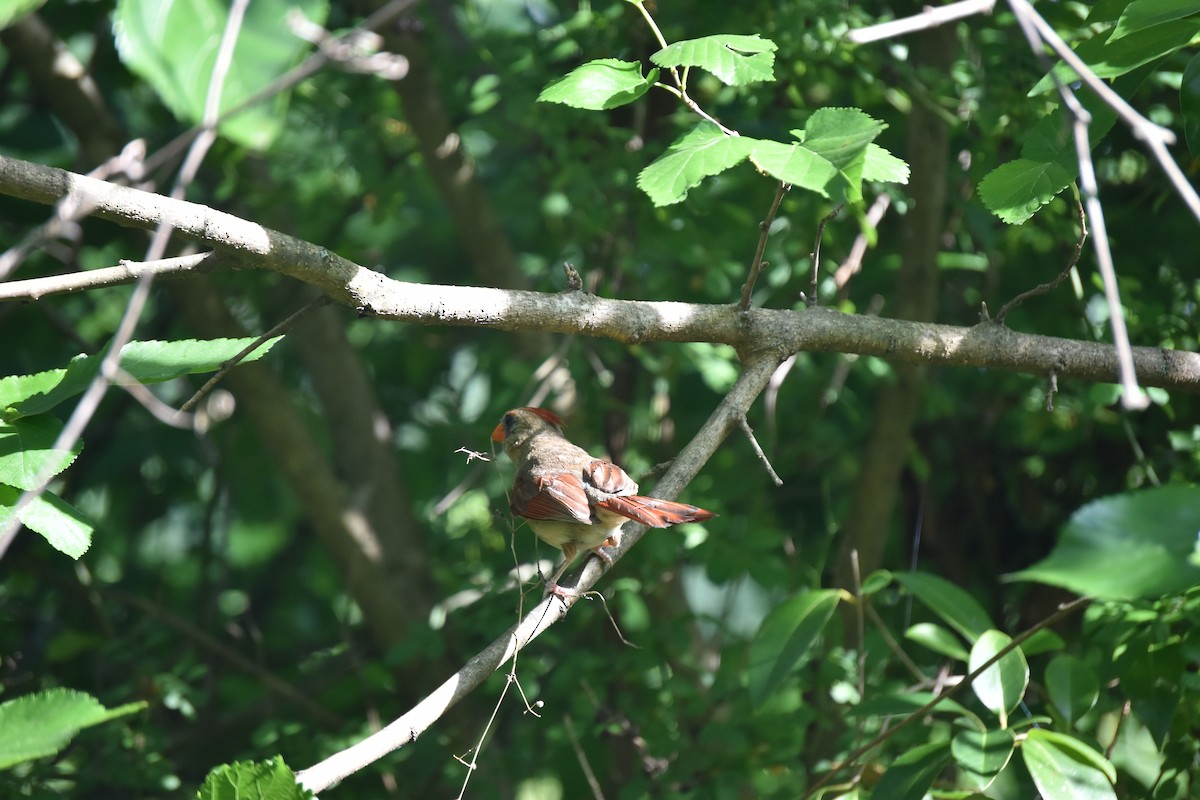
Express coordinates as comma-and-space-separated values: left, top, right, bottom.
1, 0, 1198, 797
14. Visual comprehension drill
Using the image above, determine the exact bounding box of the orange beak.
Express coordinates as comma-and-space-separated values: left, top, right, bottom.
491, 422, 506, 442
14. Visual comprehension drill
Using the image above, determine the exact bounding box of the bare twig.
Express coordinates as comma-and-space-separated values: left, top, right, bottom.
833, 194, 891, 291
0, 252, 221, 301
848, 0, 997, 44
807, 204, 842, 307
1007, 0, 1150, 410
180, 294, 332, 413
737, 415, 783, 486
739, 182, 790, 311
0, 0, 251, 560
994, 199, 1087, 324
564, 714, 607, 800
562, 262, 584, 291
1045, 367, 1059, 412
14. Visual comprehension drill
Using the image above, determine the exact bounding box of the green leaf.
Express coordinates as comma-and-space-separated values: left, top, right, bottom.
113, 0, 329, 149
538, 59, 659, 110
1182, 51, 1200, 155
198, 758, 311, 800
862, 143, 910, 184
905, 621, 969, 661
1110, 0, 1200, 42
893, 572, 995, 642
747, 139, 841, 198
0, 688, 145, 770
0, 483, 95, 558
977, 158, 1075, 225
0, 0, 46, 29
1045, 654, 1100, 726
871, 740, 952, 800
746, 589, 839, 706
0, 415, 80, 490
636, 122, 753, 206
1022, 729, 1117, 800
969, 630, 1029, 728
798, 107, 886, 171
650, 34, 777, 86
1031, 17, 1200, 92
849, 691, 971, 719
2, 337, 283, 419
952, 728, 1016, 777
1009, 486, 1200, 599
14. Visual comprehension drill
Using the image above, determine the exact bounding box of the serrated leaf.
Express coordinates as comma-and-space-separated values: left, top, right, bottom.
1046, 654, 1100, 725
538, 58, 658, 110
4, 337, 282, 419
862, 143, 910, 184
199, 757, 311, 800
113, 0, 329, 149
0, 484, 95, 558
872, 741, 952, 800
977, 159, 1074, 225
1022, 729, 1118, 800
650, 34, 777, 86
0, 688, 145, 770
1009, 486, 1200, 599
1110, 0, 1200, 42
800, 107, 886, 170
0, 415, 79, 490
746, 589, 839, 706
969, 630, 1029, 727
894, 572, 995, 642
636, 122, 753, 206
748, 140, 841, 198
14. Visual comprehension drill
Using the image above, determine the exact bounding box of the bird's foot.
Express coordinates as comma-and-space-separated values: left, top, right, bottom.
544, 581, 579, 599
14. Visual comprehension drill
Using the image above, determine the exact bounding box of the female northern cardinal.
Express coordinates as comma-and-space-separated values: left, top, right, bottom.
491, 407, 716, 596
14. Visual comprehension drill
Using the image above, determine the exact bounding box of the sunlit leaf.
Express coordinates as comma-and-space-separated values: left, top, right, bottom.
1010, 486, 1200, 599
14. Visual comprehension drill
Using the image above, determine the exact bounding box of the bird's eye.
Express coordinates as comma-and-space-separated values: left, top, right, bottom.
503, 413, 516, 433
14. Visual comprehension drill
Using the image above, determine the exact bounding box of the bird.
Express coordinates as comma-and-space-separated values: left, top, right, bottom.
491, 406, 716, 596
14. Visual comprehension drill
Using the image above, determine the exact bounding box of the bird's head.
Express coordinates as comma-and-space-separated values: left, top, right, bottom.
491, 407, 566, 453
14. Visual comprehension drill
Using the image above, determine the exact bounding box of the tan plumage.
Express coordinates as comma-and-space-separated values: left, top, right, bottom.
491, 407, 716, 595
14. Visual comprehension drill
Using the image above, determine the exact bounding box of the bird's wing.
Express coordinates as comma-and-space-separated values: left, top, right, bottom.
510, 471, 594, 524
582, 459, 639, 496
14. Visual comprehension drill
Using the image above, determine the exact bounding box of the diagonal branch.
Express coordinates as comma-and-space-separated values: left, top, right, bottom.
295, 350, 782, 792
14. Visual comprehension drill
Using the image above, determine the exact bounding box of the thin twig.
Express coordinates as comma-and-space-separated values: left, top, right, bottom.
833, 194, 891, 291
0, 0, 250, 561
994, 198, 1087, 324
564, 715, 607, 800
807, 204, 842, 307
848, 0, 997, 44
0, 252, 222, 301
739, 182, 789, 310
801, 595, 1092, 799
737, 415, 783, 486
1006, 0, 1149, 410
180, 294, 332, 413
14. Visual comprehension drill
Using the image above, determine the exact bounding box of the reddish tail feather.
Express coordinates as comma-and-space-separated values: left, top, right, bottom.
597, 495, 716, 528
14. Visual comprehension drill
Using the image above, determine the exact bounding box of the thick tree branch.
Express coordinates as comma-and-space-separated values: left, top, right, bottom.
1, 154, 1198, 393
